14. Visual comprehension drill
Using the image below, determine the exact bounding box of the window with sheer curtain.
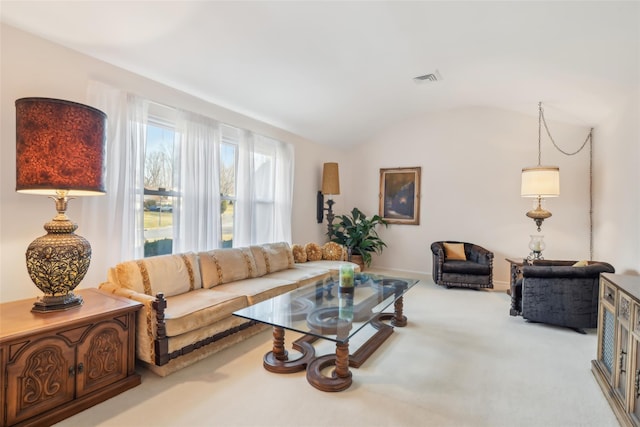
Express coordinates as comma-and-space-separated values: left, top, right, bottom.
86, 82, 294, 263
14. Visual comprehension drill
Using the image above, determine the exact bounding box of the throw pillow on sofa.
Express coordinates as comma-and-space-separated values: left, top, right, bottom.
199, 247, 257, 288
305, 242, 323, 261
251, 242, 295, 275
292, 244, 307, 263
443, 242, 466, 260
322, 242, 343, 260
110, 252, 202, 297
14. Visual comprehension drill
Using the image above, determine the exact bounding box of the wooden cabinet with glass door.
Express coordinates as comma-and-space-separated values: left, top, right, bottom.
592, 273, 640, 427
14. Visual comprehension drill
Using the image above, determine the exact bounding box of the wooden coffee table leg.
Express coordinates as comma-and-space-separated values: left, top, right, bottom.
306, 340, 353, 392
263, 327, 315, 373
272, 326, 288, 361
391, 296, 407, 327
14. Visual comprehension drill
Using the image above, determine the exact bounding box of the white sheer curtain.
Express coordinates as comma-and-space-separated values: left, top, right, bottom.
272, 137, 294, 243
234, 130, 255, 247
173, 111, 221, 252
235, 132, 294, 246
85, 81, 147, 266
85, 81, 293, 266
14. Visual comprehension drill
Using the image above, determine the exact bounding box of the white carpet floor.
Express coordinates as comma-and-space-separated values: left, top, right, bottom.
56, 272, 620, 427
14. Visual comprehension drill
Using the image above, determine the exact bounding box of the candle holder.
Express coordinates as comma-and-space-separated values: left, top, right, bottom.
339, 264, 354, 292
527, 235, 545, 262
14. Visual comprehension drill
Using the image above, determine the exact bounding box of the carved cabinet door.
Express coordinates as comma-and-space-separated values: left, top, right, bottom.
5, 336, 76, 425
75, 319, 129, 397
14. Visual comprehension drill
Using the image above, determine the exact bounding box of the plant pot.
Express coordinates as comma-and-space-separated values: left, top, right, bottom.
350, 254, 365, 271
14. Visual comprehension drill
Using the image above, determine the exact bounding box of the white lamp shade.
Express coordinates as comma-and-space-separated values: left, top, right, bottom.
521, 166, 560, 197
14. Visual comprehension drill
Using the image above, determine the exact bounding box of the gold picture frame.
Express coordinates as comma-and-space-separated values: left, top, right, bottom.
379, 167, 421, 225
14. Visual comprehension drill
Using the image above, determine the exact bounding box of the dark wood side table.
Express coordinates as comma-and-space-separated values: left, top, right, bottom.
0, 288, 142, 427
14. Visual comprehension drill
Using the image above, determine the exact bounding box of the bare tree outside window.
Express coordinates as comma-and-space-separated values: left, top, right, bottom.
144, 149, 173, 190
143, 124, 175, 256
220, 142, 237, 247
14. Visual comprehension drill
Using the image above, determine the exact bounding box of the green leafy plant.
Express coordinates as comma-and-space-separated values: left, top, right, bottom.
330, 207, 388, 267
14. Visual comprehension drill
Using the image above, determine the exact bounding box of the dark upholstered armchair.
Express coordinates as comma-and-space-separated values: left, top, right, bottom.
514, 260, 615, 332
430, 241, 494, 289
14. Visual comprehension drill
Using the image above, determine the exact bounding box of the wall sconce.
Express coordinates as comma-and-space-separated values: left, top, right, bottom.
15, 97, 107, 312
316, 162, 340, 238
521, 102, 560, 232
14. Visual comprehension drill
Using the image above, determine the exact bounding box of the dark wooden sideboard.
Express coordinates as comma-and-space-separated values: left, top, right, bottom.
0, 288, 142, 427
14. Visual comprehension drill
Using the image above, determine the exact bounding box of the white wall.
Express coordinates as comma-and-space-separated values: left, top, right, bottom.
593, 95, 640, 275
0, 24, 336, 303
347, 107, 597, 289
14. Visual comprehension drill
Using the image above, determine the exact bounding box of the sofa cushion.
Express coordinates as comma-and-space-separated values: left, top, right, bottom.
163, 288, 249, 337
298, 260, 361, 273
443, 242, 466, 260
199, 247, 257, 288
442, 260, 490, 275
266, 265, 331, 288
109, 252, 202, 297
442, 272, 491, 286
250, 242, 294, 276
214, 276, 298, 305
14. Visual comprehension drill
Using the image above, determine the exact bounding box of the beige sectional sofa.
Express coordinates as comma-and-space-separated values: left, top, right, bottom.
99, 242, 358, 376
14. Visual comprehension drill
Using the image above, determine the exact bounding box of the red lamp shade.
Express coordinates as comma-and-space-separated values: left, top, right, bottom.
15, 97, 106, 196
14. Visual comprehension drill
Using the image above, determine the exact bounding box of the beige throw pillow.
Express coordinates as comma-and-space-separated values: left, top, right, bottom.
443, 243, 466, 260
292, 244, 307, 263
199, 247, 257, 288
572, 260, 589, 267
250, 242, 294, 275
305, 243, 323, 261
322, 242, 343, 261
112, 252, 202, 297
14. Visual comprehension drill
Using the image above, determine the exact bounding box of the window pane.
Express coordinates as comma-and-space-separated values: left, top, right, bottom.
144, 123, 175, 257
254, 151, 274, 201
220, 143, 236, 198
220, 141, 237, 248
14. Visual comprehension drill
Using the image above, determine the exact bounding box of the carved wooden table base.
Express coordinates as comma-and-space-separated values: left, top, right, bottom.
263, 327, 317, 373
262, 295, 409, 392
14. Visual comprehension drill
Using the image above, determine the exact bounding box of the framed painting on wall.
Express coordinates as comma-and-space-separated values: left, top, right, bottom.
379, 167, 421, 225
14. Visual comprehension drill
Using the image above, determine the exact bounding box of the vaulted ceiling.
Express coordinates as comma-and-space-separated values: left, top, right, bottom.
2, 1, 638, 146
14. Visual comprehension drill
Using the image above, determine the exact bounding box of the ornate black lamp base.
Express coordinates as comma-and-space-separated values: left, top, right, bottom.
32, 292, 84, 313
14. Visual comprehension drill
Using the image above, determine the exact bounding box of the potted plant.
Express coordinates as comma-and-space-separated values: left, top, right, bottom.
330, 207, 388, 270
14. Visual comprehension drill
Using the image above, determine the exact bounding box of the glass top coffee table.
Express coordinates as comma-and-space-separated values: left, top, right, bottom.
234, 273, 418, 392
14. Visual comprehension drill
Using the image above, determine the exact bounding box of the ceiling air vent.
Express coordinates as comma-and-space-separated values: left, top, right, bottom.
413, 70, 442, 84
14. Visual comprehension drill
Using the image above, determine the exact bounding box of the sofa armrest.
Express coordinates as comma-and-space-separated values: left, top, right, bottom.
522, 262, 614, 279
99, 282, 168, 365
99, 281, 157, 305
430, 242, 445, 257
430, 242, 445, 283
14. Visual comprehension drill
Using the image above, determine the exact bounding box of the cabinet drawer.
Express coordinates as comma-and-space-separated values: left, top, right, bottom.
602, 279, 616, 306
